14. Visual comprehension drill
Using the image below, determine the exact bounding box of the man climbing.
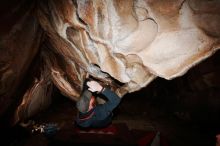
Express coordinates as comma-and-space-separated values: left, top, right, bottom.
75, 79, 122, 128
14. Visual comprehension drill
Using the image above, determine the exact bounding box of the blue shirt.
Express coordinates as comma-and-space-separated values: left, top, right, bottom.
75, 88, 121, 128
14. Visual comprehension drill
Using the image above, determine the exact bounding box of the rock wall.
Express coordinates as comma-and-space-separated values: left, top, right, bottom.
0, 0, 219, 125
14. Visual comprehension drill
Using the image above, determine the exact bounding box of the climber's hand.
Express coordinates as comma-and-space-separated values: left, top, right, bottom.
87, 80, 103, 93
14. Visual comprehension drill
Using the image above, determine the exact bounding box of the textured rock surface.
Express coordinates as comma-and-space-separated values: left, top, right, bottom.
0, 0, 220, 125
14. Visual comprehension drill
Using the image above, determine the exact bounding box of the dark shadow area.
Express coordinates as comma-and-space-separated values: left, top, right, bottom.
1, 51, 220, 146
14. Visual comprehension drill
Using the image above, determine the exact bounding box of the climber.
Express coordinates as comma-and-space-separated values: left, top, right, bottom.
75, 79, 122, 128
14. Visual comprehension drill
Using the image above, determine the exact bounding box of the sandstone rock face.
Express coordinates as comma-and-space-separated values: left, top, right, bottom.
0, 0, 45, 125
0, 0, 219, 125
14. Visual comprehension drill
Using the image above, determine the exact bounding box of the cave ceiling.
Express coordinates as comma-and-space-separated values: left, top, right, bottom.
0, 0, 220, 125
